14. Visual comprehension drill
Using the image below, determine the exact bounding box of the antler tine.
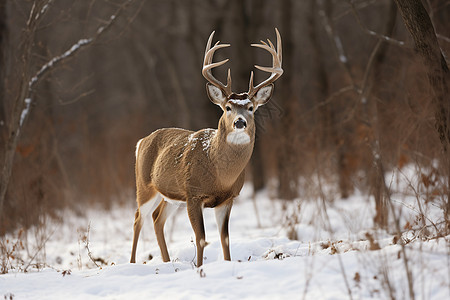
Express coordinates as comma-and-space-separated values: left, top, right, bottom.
202, 31, 233, 97
204, 31, 215, 60
267, 39, 275, 51
248, 28, 283, 98
276, 28, 282, 64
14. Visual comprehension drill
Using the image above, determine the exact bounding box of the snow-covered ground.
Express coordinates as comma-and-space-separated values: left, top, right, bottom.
1, 166, 449, 299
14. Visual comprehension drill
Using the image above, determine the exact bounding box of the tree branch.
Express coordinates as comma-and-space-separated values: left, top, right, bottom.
0, 0, 135, 217
29, 0, 133, 93
318, 1, 355, 86
346, 0, 406, 47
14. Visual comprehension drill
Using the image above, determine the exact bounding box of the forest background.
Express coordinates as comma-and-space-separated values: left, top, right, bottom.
0, 0, 449, 236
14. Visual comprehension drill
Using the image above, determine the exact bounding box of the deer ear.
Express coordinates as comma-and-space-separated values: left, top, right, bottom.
206, 83, 227, 106
252, 84, 274, 109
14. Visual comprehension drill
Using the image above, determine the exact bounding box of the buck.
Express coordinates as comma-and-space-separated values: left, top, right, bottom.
130, 29, 283, 267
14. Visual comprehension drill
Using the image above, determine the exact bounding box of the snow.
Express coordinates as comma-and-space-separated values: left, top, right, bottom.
185, 129, 216, 154
19, 98, 32, 127
334, 36, 347, 64
200, 129, 217, 153
228, 99, 251, 106
1, 166, 449, 299
29, 38, 93, 90
187, 132, 198, 150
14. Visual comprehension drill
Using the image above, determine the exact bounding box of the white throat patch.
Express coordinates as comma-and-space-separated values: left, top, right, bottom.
226, 130, 251, 145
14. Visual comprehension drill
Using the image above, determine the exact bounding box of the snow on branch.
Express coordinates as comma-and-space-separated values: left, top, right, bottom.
28, 1, 132, 91
21, 0, 134, 132
20, 98, 32, 127
29, 38, 93, 89
34, 0, 54, 22
27, 0, 54, 26
319, 9, 348, 64
318, 4, 355, 87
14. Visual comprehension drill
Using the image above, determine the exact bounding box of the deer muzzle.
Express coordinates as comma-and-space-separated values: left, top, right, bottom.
233, 117, 247, 129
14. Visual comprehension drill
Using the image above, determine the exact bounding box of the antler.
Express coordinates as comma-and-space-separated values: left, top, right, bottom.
248, 28, 283, 98
202, 31, 233, 97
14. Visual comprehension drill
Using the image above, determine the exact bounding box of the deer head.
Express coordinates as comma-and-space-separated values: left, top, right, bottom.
202, 28, 283, 145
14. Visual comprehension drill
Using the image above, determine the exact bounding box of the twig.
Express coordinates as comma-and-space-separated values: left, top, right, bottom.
318, 2, 355, 87
26, 0, 53, 26
299, 85, 356, 119
333, 0, 377, 20
360, 39, 382, 97
437, 34, 450, 43
314, 157, 354, 300
346, 0, 406, 47
386, 187, 416, 300
398, 167, 435, 225
57, 89, 96, 106
23, 228, 56, 272
390, 196, 440, 234
85, 222, 100, 268
28, 0, 134, 93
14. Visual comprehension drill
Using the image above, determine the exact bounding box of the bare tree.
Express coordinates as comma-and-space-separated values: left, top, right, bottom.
276, 0, 300, 200
0, 0, 134, 218
393, 0, 450, 224
348, 0, 398, 227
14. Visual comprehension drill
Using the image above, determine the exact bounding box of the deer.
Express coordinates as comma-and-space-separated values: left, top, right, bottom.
130, 29, 283, 267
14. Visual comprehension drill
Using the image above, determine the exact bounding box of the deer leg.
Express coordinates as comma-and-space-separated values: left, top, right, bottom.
130, 192, 162, 263
187, 199, 206, 267
152, 200, 179, 262
214, 200, 233, 261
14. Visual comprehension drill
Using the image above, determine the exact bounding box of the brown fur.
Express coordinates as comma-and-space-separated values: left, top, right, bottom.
130, 29, 282, 267
130, 99, 256, 266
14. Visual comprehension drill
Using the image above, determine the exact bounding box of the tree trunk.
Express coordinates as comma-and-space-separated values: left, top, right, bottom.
368, 0, 397, 228
393, 0, 450, 224
0, 12, 36, 219
319, 0, 355, 199
0, 1, 7, 145
248, 0, 266, 193
276, 0, 299, 200
308, 0, 331, 149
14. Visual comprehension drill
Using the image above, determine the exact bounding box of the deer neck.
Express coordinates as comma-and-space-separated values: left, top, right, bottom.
209, 117, 255, 189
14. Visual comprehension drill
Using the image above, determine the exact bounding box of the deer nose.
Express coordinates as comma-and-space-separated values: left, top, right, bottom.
234, 117, 247, 129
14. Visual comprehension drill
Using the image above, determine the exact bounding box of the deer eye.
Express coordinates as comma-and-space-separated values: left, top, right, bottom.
248, 106, 254, 112
226, 106, 231, 112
